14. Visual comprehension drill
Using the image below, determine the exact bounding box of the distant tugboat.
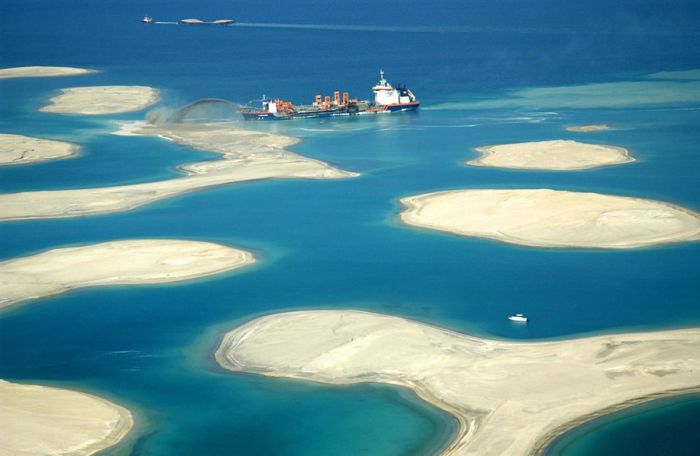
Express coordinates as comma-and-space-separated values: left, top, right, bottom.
142, 15, 154, 24
240, 70, 419, 121
508, 313, 529, 323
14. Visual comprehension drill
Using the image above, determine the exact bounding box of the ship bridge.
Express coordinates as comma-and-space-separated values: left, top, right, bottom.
372, 70, 416, 106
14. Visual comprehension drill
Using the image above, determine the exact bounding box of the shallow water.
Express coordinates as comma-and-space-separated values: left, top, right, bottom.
1, 0, 700, 454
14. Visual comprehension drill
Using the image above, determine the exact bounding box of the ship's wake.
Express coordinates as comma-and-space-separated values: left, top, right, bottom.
234, 22, 487, 33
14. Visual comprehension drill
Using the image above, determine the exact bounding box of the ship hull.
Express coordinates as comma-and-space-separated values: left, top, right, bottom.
241, 102, 419, 121
241, 112, 284, 121
380, 102, 420, 112
240, 71, 419, 121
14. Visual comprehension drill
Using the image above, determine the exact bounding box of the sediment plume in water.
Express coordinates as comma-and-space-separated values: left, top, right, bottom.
146, 98, 242, 125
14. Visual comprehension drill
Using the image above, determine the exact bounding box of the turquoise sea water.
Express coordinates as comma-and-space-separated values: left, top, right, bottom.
1, 1, 700, 454
545, 394, 700, 456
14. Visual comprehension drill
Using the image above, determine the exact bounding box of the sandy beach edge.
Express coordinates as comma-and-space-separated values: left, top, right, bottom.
564, 124, 611, 132
0, 66, 97, 79
398, 189, 700, 249
0, 133, 80, 166
71, 389, 135, 456
468, 140, 634, 171
214, 332, 469, 453
0, 121, 357, 222
38, 86, 161, 115
215, 310, 700, 456
212, 313, 503, 456
0, 239, 256, 310
530, 386, 700, 455
0, 379, 134, 455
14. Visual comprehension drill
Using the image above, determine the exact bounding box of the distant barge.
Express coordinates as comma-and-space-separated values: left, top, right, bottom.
240, 70, 420, 121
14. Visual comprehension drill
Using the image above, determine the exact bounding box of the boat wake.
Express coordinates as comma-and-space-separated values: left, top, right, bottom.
234, 22, 488, 33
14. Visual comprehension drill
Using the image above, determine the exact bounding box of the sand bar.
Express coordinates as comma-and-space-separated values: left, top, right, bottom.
400, 189, 700, 249
0, 239, 254, 309
468, 140, 631, 170
0, 133, 79, 166
39, 86, 160, 115
0, 122, 356, 221
564, 124, 611, 132
0, 66, 96, 79
0, 379, 133, 455
216, 310, 700, 456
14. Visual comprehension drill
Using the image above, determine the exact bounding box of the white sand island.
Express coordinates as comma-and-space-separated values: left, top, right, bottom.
0, 239, 254, 309
0, 122, 357, 221
0, 379, 133, 455
0, 133, 79, 166
468, 140, 632, 170
216, 310, 700, 456
564, 124, 611, 132
39, 86, 160, 115
0, 66, 96, 79
400, 189, 700, 249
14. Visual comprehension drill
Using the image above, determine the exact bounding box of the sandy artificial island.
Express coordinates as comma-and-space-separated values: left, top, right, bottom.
39, 86, 160, 115
0, 122, 357, 221
0, 133, 79, 166
0, 66, 96, 79
400, 189, 700, 249
564, 124, 611, 133
0, 380, 133, 456
216, 310, 700, 456
0, 239, 254, 309
468, 140, 632, 170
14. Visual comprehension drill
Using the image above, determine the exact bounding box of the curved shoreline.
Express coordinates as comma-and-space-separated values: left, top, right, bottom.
0, 133, 79, 165
0, 239, 254, 309
216, 310, 700, 455
532, 387, 700, 455
39, 86, 160, 115
0, 379, 133, 455
468, 140, 633, 170
0, 66, 96, 79
0, 122, 357, 222
213, 316, 480, 456
399, 189, 700, 249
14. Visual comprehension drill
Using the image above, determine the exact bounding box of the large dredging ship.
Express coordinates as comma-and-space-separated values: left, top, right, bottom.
239, 70, 419, 120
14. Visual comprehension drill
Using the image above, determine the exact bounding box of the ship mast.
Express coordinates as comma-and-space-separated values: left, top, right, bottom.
379, 69, 387, 87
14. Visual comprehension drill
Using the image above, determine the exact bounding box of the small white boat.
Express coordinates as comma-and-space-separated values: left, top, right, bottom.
508, 313, 528, 323
142, 16, 154, 24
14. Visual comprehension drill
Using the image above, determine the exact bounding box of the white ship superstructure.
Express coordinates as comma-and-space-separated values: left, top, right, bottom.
371, 69, 419, 111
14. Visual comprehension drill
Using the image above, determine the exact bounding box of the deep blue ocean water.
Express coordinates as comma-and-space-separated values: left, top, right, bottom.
545, 394, 700, 456
1, 1, 699, 454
